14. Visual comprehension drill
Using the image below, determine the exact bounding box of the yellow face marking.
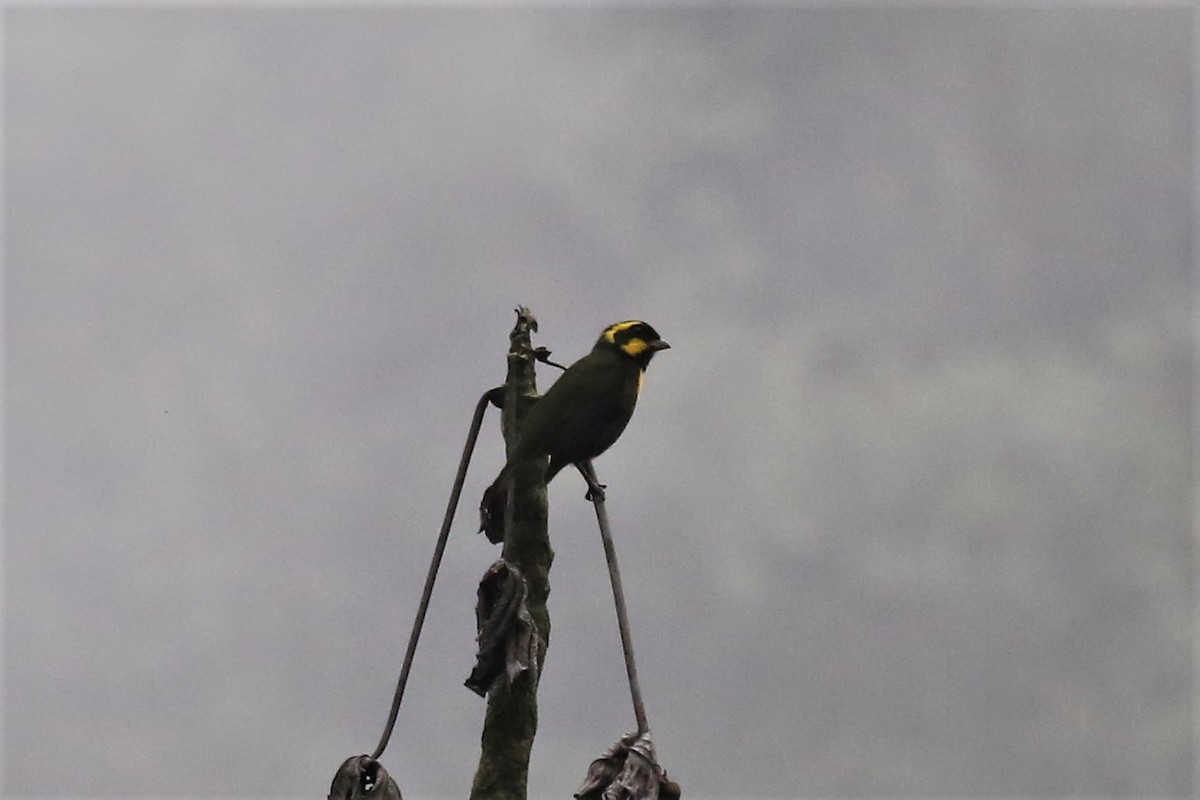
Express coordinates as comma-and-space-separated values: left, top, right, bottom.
621, 337, 649, 358
604, 321, 653, 360
603, 320, 643, 345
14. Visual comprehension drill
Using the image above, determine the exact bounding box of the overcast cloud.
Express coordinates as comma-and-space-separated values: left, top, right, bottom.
3, 7, 1193, 799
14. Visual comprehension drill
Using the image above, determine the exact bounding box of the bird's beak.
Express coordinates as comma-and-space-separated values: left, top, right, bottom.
649, 339, 671, 352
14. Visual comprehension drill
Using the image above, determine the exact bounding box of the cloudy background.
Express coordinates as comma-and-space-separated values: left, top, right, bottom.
3, 6, 1193, 799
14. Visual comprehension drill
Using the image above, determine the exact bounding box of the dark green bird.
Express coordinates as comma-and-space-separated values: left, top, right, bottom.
480, 320, 670, 543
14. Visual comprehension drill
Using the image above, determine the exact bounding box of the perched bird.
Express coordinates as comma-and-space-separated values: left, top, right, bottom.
480, 320, 670, 543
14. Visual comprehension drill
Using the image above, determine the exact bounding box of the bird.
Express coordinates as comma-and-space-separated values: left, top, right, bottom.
479, 320, 670, 543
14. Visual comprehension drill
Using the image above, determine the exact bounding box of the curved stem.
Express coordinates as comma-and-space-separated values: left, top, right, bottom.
371, 391, 492, 760
583, 460, 649, 736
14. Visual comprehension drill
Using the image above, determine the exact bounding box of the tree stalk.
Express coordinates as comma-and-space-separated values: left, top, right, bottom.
469, 308, 552, 800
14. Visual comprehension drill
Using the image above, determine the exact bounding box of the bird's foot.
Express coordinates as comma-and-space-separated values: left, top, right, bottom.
576, 460, 607, 502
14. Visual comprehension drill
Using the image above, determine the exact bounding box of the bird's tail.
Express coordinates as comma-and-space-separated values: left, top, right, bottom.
479, 463, 512, 544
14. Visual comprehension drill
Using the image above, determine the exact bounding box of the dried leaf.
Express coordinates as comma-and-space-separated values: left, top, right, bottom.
327, 755, 402, 800
575, 732, 679, 800
465, 560, 540, 696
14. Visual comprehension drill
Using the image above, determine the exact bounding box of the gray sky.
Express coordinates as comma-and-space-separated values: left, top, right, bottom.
4, 7, 1193, 799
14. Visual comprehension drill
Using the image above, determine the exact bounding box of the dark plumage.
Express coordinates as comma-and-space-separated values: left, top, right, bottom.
480, 320, 669, 543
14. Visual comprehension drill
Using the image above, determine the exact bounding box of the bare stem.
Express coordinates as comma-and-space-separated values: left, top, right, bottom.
584, 460, 649, 736
371, 390, 492, 760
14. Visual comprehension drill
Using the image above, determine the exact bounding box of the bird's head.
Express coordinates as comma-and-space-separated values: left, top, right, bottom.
597, 320, 671, 368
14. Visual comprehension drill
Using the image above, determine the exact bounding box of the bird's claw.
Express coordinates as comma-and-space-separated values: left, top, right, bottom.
585, 483, 608, 503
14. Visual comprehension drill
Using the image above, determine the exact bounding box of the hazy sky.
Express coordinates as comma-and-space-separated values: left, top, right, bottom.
4, 7, 1192, 799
